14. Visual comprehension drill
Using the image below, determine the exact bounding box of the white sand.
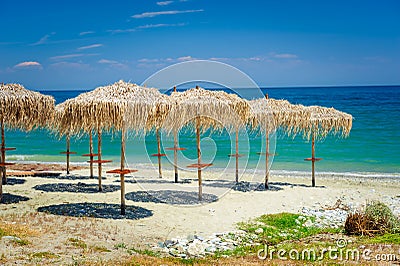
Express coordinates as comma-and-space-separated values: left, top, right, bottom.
1, 165, 399, 263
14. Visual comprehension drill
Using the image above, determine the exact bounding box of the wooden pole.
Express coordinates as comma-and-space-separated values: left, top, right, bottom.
89, 131, 94, 178
265, 133, 270, 190
173, 130, 179, 183
66, 135, 70, 175
196, 117, 202, 201
311, 131, 316, 187
120, 127, 126, 215
1, 119, 6, 185
156, 128, 162, 178
264, 93, 269, 190
97, 129, 103, 192
235, 129, 239, 183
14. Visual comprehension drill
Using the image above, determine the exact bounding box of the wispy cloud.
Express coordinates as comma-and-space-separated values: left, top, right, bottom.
31, 33, 56, 46
50, 54, 84, 60
132, 9, 203, 19
79, 31, 95, 36
50, 61, 90, 69
273, 53, 298, 59
177, 55, 196, 61
137, 23, 185, 29
157, 1, 173, 5
109, 23, 185, 34
78, 44, 103, 50
107, 28, 136, 34
98, 59, 127, 68
13, 61, 42, 69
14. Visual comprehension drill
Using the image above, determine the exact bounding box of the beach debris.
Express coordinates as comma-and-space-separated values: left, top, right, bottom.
152, 230, 249, 258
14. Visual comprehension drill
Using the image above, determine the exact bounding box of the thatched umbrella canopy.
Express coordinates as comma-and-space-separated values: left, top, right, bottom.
164, 86, 250, 200
0, 83, 55, 201
248, 95, 311, 189
301, 105, 353, 187
55, 80, 170, 214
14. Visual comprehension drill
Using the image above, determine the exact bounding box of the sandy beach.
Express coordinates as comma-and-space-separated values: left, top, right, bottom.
1, 163, 399, 264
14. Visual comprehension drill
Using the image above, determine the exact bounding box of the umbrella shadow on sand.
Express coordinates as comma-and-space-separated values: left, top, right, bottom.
37, 202, 153, 220
1, 193, 30, 204
116, 177, 192, 185
33, 174, 106, 180
125, 190, 218, 205
4, 178, 26, 185
203, 180, 283, 192
270, 181, 326, 189
33, 182, 120, 193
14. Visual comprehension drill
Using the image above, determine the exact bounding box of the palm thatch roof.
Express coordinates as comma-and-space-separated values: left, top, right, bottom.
163, 87, 250, 133
303, 106, 353, 140
248, 97, 309, 135
0, 83, 55, 130
54, 80, 171, 136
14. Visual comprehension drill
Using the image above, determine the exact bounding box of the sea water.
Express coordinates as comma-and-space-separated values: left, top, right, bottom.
4, 86, 400, 177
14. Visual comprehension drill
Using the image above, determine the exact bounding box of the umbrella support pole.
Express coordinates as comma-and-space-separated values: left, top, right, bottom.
89, 131, 93, 178
98, 130, 103, 192
174, 130, 178, 183
235, 129, 239, 183
196, 118, 202, 201
304, 131, 322, 187
1, 120, 6, 185
120, 127, 126, 215
156, 129, 162, 178
66, 135, 70, 174
265, 133, 269, 190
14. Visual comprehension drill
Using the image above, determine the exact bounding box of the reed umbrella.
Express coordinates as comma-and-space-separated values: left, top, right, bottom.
301, 106, 353, 187
0, 83, 55, 201
248, 94, 310, 189
55, 80, 170, 214
164, 86, 250, 200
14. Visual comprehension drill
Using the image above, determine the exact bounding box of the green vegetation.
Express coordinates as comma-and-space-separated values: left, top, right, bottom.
67, 237, 88, 249
237, 212, 330, 245
29, 251, 59, 259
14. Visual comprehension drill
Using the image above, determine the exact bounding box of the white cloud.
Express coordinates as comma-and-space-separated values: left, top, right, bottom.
137, 23, 185, 29
31, 33, 55, 46
98, 59, 127, 68
177, 55, 195, 61
157, 1, 173, 5
132, 9, 203, 19
50, 54, 84, 60
50, 62, 89, 69
273, 53, 298, 59
13, 61, 42, 69
78, 44, 103, 50
107, 28, 136, 34
79, 31, 95, 36
138, 58, 160, 63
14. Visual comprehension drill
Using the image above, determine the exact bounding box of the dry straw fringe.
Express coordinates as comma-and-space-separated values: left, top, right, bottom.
53, 80, 172, 137
0, 83, 55, 131
162, 87, 251, 135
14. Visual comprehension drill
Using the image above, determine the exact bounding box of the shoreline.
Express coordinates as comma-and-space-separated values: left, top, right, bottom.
7, 162, 400, 180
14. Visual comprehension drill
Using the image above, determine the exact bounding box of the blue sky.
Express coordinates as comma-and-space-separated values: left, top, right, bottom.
1, 0, 399, 90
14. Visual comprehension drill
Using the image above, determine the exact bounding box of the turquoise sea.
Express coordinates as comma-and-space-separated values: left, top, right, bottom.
5, 86, 400, 177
